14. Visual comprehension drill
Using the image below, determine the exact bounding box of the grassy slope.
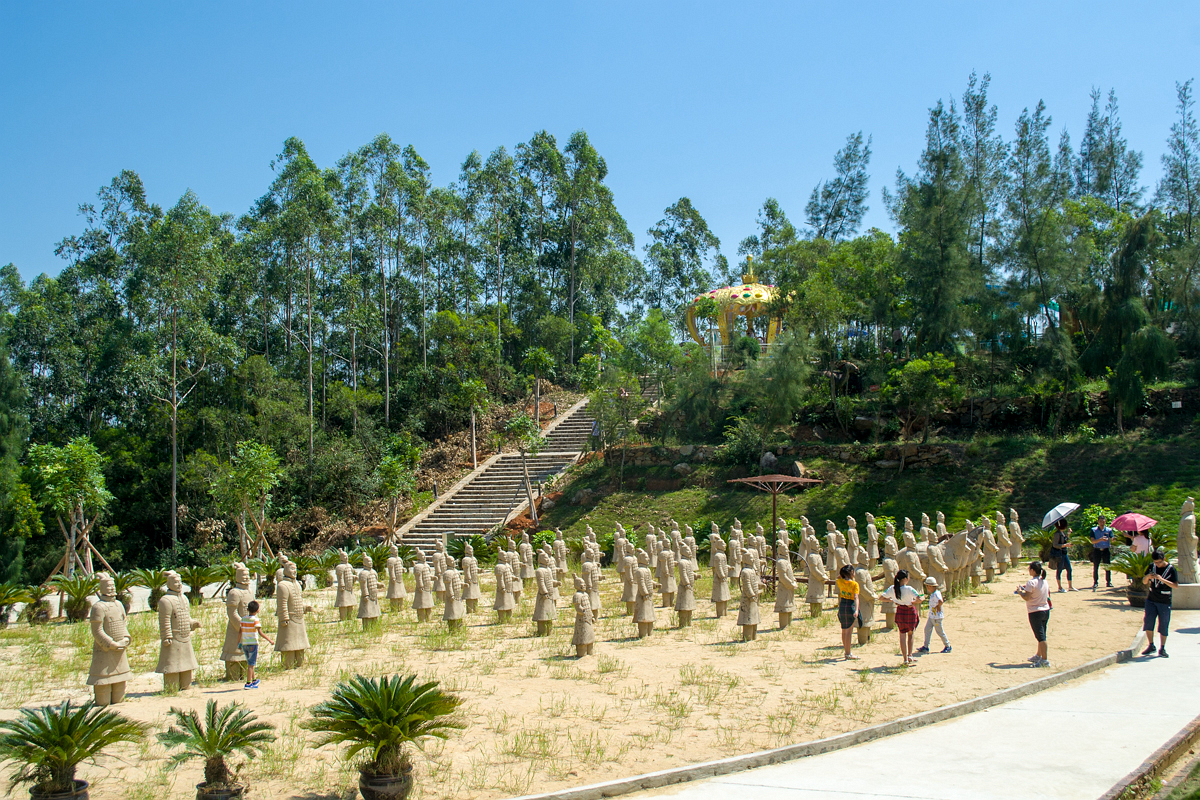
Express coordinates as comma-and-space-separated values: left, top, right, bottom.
540, 435, 1200, 537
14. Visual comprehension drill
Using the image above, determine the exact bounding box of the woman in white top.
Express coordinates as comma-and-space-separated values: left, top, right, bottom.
881, 569, 923, 665
1129, 530, 1152, 555
1016, 560, 1051, 667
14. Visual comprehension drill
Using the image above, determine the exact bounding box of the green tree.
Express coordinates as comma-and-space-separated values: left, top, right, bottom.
459, 378, 489, 469
884, 354, 961, 448
644, 198, 721, 327
805, 132, 872, 242
521, 346, 554, 428
1156, 80, 1199, 243
207, 441, 283, 560
27, 437, 114, 578
503, 413, 544, 525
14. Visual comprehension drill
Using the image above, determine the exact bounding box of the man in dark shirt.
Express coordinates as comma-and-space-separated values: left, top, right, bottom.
1141, 549, 1179, 658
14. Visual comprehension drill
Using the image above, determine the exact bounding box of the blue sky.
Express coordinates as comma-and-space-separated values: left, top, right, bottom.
1, 1, 1197, 281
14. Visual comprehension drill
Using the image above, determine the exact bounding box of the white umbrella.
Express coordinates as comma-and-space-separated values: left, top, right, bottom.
1042, 502, 1080, 529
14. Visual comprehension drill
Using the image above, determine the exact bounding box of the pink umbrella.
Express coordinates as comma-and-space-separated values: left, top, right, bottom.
1112, 513, 1157, 532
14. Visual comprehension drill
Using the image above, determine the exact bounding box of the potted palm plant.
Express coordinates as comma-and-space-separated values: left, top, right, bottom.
0, 581, 29, 628
131, 568, 169, 611
158, 699, 276, 800
1108, 546, 1155, 607
112, 573, 136, 613
177, 565, 215, 606
0, 700, 147, 799
51, 575, 100, 623
306, 674, 464, 800
23, 584, 51, 625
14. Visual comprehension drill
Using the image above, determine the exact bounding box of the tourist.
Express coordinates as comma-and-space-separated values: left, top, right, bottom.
881, 569, 922, 666
915, 576, 950, 654
240, 599, 274, 689
1016, 560, 1051, 668
836, 564, 860, 661
1129, 528, 1152, 555
1141, 550, 1179, 658
1090, 515, 1114, 590
1050, 519, 1075, 592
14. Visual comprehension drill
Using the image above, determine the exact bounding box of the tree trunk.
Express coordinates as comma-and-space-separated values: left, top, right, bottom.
470, 408, 477, 469
521, 453, 538, 525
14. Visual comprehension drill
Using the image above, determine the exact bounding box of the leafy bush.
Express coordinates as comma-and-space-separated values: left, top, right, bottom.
51, 574, 100, 622
714, 416, 766, 467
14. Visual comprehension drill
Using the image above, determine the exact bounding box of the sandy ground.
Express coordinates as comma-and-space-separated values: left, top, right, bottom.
0, 562, 1140, 800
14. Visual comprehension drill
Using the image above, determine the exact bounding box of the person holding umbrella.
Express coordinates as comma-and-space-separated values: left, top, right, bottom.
1044, 504, 1080, 593
1140, 549, 1178, 658
1089, 514, 1115, 591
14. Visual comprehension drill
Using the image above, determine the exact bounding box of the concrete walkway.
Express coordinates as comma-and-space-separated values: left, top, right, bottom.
636, 611, 1200, 800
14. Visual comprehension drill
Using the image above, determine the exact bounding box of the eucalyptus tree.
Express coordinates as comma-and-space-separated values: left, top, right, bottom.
644, 197, 720, 329
805, 132, 872, 242
128, 191, 241, 549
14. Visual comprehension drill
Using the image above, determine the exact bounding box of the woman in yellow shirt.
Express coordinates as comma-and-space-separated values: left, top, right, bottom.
836, 565, 860, 660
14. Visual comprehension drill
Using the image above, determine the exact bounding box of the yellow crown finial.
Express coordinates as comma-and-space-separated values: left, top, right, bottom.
742, 256, 756, 285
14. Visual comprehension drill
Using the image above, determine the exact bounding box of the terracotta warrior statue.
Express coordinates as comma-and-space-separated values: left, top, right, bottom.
709, 522, 721, 570
898, 530, 927, 584
221, 562, 252, 680
519, 533, 536, 587
881, 536, 899, 631
461, 542, 481, 613
936, 511, 949, 539
775, 541, 796, 630
533, 551, 559, 636
621, 540, 638, 616
571, 574, 594, 657
553, 528, 569, 581
634, 548, 657, 638
442, 557, 465, 630
658, 544, 677, 608
855, 564, 877, 645
276, 560, 312, 668
582, 556, 602, 621
432, 539, 448, 603
728, 530, 743, 593
738, 549, 761, 641
412, 550, 435, 622
1179, 498, 1198, 585
507, 545, 524, 605
994, 514, 1012, 574
386, 544, 408, 611
711, 535, 731, 617
335, 549, 356, 621
675, 541, 697, 627
1008, 508, 1025, 564
613, 529, 627, 578
88, 572, 131, 706
493, 552, 515, 623
980, 523, 1001, 582
845, 517, 861, 563
156, 571, 200, 691
357, 555, 382, 630
645, 528, 658, 571
805, 540, 827, 618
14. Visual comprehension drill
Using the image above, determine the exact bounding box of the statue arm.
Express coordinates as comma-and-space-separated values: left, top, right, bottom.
158, 599, 174, 642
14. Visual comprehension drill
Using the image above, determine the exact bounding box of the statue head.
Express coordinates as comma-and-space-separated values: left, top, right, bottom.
339, 549, 349, 564
686, 524, 694, 537
755, 522, 764, 535
646, 529, 656, 543
362, 555, 373, 569
904, 517, 913, 532
538, 550, 551, 567
742, 549, 755, 567
636, 548, 649, 567
671, 519, 680, 531
573, 573, 584, 592
97, 571, 115, 598
996, 511, 1006, 526
865, 512, 875, 524
389, 544, 399, 557
447, 557, 457, 570
555, 528, 564, 541
464, 542, 474, 557
435, 539, 445, 553
921, 513, 930, 527
234, 562, 251, 586
284, 560, 298, 580
777, 542, 788, 559
1185, 497, 1195, 516
275, 568, 285, 584
1009, 508, 1019, 522
826, 520, 836, 532
886, 521, 895, 535
521, 532, 530, 544
712, 535, 725, 552
415, 549, 427, 564
711, 521, 719, 534
847, 516, 856, 529
884, 537, 898, 557
166, 570, 183, 593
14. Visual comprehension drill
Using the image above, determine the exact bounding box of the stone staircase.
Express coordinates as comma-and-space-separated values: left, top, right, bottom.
398, 399, 594, 553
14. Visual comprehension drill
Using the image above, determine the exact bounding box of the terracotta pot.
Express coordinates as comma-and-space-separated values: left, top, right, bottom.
195, 782, 245, 800
30, 779, 88, 799
359, 766, 414, 800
